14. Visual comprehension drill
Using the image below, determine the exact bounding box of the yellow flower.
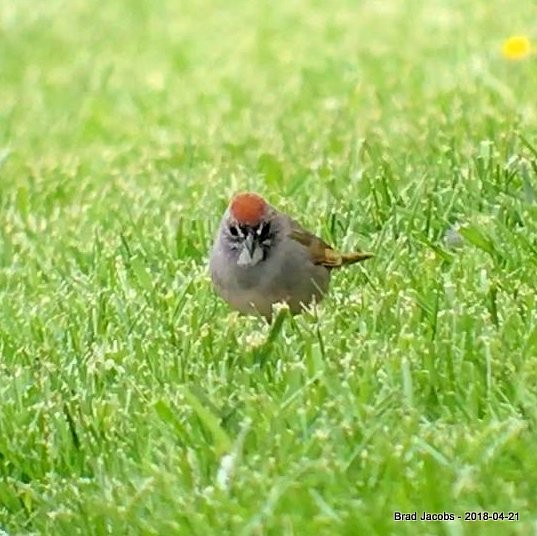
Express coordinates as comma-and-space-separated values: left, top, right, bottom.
502, 35, 532, 60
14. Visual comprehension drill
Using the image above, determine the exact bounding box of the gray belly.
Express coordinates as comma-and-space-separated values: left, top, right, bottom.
214, 262, 330, 318
210, 239, 331, 319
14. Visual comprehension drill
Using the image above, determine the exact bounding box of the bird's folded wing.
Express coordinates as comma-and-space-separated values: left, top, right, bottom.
288, 220, 373, 268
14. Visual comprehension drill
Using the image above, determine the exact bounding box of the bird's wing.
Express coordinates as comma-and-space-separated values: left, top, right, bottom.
288, 219, 373, 268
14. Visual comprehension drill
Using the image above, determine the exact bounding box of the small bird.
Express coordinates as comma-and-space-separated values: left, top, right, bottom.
209, 192, 373, 320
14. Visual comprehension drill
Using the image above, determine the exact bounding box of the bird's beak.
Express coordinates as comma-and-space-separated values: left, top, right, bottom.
237, 233, 263, 266
244, 233, 255, 258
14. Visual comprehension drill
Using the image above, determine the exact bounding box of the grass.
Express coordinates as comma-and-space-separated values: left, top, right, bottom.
1, 0, 537, 534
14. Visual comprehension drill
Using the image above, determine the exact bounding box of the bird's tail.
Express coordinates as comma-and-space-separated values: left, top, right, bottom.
339, 251, 374, 266
321, 249, 373, 268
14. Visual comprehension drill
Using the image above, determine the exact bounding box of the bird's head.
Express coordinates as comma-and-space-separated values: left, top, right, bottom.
223, 192, 276, 267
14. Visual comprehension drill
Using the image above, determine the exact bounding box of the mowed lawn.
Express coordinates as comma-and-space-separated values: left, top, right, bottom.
1, 0, 537, 534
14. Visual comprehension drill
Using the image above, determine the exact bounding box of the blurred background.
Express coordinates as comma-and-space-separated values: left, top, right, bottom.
1, 0, 536, 253
1, 0, 535, 178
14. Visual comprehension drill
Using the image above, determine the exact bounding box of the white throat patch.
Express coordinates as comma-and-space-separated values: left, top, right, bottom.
237, 245, 264, 266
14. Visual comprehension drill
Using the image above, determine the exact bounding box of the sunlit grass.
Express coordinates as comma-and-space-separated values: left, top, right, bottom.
1, 0, 537, 534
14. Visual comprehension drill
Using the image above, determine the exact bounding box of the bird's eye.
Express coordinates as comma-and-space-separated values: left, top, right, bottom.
258, 222, 271, 240
229, 225, 239, 237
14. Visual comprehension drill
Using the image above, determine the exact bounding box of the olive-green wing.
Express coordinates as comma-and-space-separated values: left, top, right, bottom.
288, 220, 373, 268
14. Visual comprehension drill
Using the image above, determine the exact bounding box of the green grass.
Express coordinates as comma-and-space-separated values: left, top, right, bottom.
1, 0, 537, 534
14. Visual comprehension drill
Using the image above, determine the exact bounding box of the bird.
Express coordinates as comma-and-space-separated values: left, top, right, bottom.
209, 192, 373, 320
